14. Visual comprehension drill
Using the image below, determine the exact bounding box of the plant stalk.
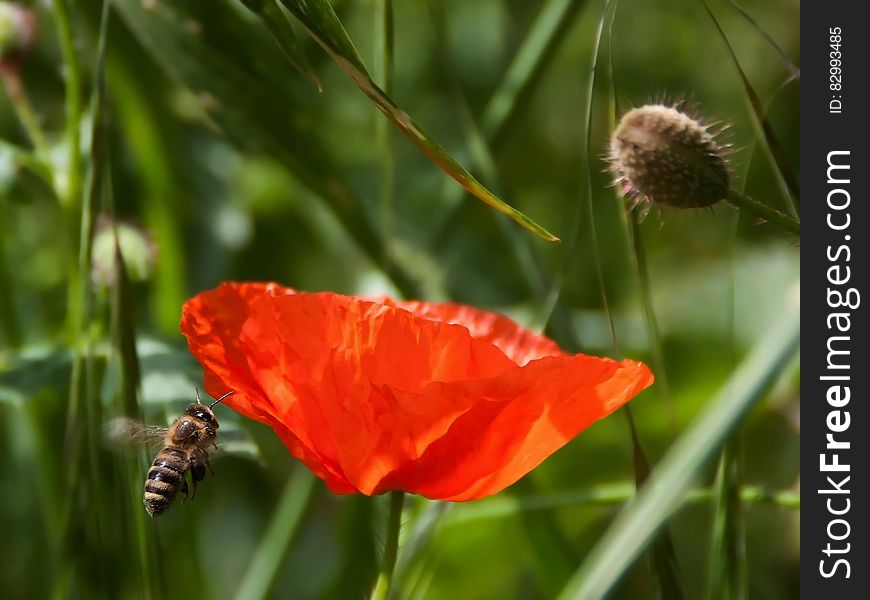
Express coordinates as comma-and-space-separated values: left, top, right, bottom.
372, 491, 405, 600
725, 190, 800, 236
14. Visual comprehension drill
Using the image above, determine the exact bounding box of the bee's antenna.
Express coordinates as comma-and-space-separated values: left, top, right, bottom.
195, 387, 202, 404
210, 391, 234, 409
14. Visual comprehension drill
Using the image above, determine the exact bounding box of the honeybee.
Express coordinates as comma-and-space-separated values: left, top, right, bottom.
114, 389, 233, 517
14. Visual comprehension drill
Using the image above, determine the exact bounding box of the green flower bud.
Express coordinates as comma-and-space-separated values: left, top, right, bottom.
609, 104, 730, 211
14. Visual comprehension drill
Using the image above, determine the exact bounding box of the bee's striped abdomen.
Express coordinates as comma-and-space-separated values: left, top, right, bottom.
144, 448, 188, 517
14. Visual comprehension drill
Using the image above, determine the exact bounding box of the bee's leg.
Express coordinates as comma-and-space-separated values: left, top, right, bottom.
189, 462, 206, 500
196, 447, 216, 475
179, 477, 190, 502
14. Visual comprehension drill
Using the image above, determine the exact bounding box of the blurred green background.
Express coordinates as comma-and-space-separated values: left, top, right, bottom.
0, 0, 799, 598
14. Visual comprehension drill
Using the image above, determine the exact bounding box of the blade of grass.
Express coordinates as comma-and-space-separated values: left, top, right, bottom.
430, 0, 585, 248
277, 0, 558, 241
235, 469, 316, 600
556, 286, 799, 600
58, 4, 118, 596
0, 225, 22, 348
702, 1, 799, 217
603, 7, 682, 596
539, 0, 615, 350
706, 443, 747, 600
442, 483, 799, 526
424, 0, 584, 349
425, 0, 545, 302
393, 500, 451, 594
112, 0, 423, 298
106, 62, 188, 334
51, 0, 83, 209
425, 6, 579, 592
727, 0, 799, 80
481, 0, 586, 144
240, 0, 321, 90
627, 218, 672, 417
373, 0, 395, 271
0, 65, 50, 159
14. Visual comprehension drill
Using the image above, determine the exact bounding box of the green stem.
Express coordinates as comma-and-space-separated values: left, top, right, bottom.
0, 68, 50, 158
374, 0, 395, 271
372, 491, 405, 600
52, 0, 83, 208
725, 190, 800, 236
235, 470, 316, 600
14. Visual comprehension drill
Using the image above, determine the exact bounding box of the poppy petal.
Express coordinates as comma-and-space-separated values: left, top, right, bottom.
181, 282, 654, 500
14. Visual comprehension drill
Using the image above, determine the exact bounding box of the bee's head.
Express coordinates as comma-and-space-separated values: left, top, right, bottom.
184, 403, 219, 429
185, 389, 234, 429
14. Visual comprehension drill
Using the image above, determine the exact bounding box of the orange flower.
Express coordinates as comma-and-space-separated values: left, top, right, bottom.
181, 282, 653, 501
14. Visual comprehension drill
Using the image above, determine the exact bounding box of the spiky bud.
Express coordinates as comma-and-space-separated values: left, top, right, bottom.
608, 104, 729, 211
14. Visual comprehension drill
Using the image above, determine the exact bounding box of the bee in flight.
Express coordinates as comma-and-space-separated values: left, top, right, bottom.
115, 389, 234, 517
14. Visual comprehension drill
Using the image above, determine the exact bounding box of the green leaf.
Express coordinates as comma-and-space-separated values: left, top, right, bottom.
557, 287, 799, 600
277, 0, 559, 242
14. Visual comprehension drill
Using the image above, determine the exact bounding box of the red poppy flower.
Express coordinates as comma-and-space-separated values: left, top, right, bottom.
181, 282, 653, 501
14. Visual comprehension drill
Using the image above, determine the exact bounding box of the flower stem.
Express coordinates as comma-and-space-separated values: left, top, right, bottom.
372, 491, 405, 600
725, 189, 800, 236
0, 67, 49, 158
52, 0, 83, 208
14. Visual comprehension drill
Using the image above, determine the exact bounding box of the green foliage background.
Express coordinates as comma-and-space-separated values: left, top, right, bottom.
0, 0, 799, 598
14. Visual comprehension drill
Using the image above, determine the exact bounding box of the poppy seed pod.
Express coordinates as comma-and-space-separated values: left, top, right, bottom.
609, 104, 730, 210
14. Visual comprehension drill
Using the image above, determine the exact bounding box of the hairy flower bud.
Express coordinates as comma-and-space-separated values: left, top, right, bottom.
609, 104, 730, 211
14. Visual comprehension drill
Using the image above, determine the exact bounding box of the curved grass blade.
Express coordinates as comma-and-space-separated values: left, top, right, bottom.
702, 1, 799, 216
706, 444, 747, 600
441, 484, 798, 526
235, 469, 316, 600
610, 0, 681, 567
727, 0, 799, 80
277, 0, 558, 241
539, 0, 614, 344
480, 0, 586, 144
430, 0, 586, 247
557, 287, 800, 600
111, 0, 423, 298
107, 64, 188, 334
240, 0, 322, 90
421, 0, 583, 347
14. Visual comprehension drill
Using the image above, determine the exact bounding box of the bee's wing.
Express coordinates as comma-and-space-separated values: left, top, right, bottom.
105, 417, 168, 448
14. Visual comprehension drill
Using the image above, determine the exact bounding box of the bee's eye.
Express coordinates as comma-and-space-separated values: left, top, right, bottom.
195, 411, 207, 420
